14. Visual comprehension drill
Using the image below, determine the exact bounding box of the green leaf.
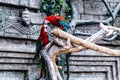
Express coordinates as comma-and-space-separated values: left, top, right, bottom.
60, 0, 63, 5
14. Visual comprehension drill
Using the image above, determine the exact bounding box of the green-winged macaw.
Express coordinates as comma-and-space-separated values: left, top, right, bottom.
43, 15, 71, 79
36, 25, 49, 53
35, 25, 49, 79
35, 15, 71, 79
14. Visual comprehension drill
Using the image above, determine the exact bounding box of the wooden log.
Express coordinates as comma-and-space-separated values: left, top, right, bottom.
51, 28, 120, 56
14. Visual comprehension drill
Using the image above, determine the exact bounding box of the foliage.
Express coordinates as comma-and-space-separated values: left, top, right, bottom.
40, 0, 71, 21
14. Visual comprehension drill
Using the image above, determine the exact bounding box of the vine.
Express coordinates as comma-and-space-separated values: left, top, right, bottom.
40, 0, 71, 21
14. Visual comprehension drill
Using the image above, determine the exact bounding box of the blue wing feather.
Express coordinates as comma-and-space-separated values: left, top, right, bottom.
58, 20, 70, 31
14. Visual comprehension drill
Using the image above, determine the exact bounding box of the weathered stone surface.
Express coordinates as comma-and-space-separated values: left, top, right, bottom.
84, 1, 107, 15
0, 38, 36, 52
69, 73, 107, 80
0, 37, 40, 80
81, 14, 100, 20
10, 0, 19, 5
105, 0, 120, 3
74, 0, 84, 13
0, 0, 4, 2
30, 13, 46, 25
29, 0, 41, 8
66, 55, 119, 80
4, 0, 11, 3
0, 64, 40, 80
114, 16, 120, 27
0, 71, 25, 80
76, 24, 100, 34
0, 52, 34, 58
20, 0, 29, 6
10, 8, 20, 17
29, 25, 41, 39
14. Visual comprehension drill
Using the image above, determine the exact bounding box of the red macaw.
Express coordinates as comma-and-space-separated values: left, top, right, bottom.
35, 25, 49, 79
44, 15, 70, 31
36, 25, 49, 53
43, 15, 71, 79
35, 15, 71, 79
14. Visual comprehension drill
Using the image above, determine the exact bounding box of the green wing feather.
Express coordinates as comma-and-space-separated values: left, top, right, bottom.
36, 40, 43, 53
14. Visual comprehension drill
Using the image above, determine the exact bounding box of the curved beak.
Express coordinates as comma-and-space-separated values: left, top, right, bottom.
44, 20, 50, 25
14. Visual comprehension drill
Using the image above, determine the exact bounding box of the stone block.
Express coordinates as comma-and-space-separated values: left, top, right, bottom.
0, 64, 40, 80
105, 0, 120, 3
29, 25, 40, 39
30, 13, 45, 25
74, 0, 84, 13
10, 8, 20, 16
20, 0, 29, 6
10, 0, 19, 5
29, 0, 41, 8
114, 16, 120, 27
0, 52, 34, 58
69, 73, 107, 80
4, 0, 11, 3
0, 38, 36, 52
76, 24, 100, 34
109, 2, 118, 8
0, 71, 26, 80
68, 55, 119, 80
84, 1, 107, 15
81, 14, 100, 20
0, 0, 4, 2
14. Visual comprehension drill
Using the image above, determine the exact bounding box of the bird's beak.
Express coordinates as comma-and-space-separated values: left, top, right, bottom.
44, 24, 49, 27
44, 20, 50, 24
44, 25, 48, 32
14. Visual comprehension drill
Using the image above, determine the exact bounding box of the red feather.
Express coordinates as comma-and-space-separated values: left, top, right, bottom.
44, 15, 64, 29
37, 25, 49, 48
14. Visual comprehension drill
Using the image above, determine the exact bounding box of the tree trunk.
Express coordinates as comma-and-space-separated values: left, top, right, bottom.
40, 42, 58, 80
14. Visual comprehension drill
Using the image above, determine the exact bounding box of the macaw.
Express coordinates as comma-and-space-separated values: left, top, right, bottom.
35, 15, 71, 79
44, 15, 71, 32
43, 15, 71, 79
35, 25, 49, 79
36, 25, 49, 53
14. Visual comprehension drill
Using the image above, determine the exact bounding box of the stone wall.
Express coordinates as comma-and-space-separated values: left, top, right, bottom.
0, 0, 42, 80
0, 0, 120, 80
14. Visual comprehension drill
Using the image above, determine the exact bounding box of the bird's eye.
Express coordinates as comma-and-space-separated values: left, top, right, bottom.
47, 23, 50, 25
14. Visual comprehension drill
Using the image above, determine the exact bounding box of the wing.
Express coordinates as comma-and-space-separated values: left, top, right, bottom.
58, 20, 71, 31
36, 40, 43, 53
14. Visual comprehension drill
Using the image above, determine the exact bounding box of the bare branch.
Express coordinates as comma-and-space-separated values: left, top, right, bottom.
52, 28, 120, 55
49, 24, 120, 80
70, 2, 120, 27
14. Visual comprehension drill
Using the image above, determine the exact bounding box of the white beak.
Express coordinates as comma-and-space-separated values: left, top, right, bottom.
44, 20, 50, 24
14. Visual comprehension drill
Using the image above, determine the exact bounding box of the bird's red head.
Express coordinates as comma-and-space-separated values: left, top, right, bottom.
43, 15, 64, 29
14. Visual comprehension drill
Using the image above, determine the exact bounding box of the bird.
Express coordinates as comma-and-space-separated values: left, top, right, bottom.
43, 15, 71, 79
35, 15, 71, 80
36, 25, 49, 53
44, 15, 71, 32
35, 25, 49, 80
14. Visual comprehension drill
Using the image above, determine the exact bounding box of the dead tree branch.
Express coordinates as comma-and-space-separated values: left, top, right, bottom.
40, 42, 57, 80
52, 28, 120, 55
49, 24, 120, 80
70, 2, 120, 27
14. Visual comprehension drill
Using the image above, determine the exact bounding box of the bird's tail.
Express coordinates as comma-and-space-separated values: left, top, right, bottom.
38, 57, 46, 79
